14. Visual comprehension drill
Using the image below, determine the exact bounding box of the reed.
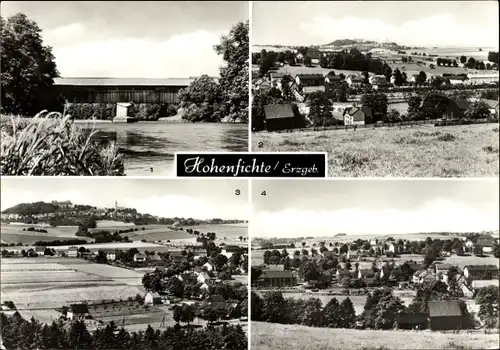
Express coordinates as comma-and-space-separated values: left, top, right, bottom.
1, 110, 124, 175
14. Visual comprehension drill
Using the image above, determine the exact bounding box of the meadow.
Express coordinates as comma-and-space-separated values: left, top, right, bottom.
0, 223, 93, 244
252, 123, 499, 177
251, 322, 500, 350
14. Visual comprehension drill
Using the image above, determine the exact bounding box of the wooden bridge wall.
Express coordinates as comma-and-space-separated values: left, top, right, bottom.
56, 85, 186, 104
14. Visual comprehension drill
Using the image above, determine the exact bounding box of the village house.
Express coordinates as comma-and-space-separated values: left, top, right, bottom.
324, 72, 343, 85
412, 269, 435, 284
448, 75, 469, 85
305, 48, 321, 65
266, 264, 285, 271
347, 250, 359, 260
196, 271, 211, 284
192, 249, 207, 260
100, 249, 116, 261
145, 292, 162, 305
263, 103, 295, 131
463, 265, 499, 280
51, 200, 73, 209
67, 246, 78, 258
133, 253, 146, 262
67, 303, 89, 321
476, 235, 497, 252
269, 72, 285, 89
427, 300, 464, 331
368, 75, 387, 85
357, 269, 375, 279
256, 270, 296, 287
336, 269, 352, 280
471, 279, 499, 289
344, 106, 371, 125
302, 85, 326, 96
441, 99, 470, 119
467, 72, 500, 85
34, 247, 45, 256
346, 74, 365, 87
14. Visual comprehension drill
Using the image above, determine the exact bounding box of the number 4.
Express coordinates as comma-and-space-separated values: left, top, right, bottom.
261, 191, 266, 196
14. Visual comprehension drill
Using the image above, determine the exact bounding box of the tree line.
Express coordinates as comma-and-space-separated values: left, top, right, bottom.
0, 312, 247, 350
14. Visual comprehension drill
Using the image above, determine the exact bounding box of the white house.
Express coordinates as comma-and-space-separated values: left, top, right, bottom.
196, 272, 211, 284
144, 292, 162, 305
346, 74, 365, 87
34, 247, 45, 256
101, 249, 116, 261
203, 262, 214, 272
467, 72, 499, 85
388, 244, 396, 253
67, 304, 89, 320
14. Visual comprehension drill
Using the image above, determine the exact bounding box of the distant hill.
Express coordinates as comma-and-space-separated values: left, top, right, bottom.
325, 39, 377, 47
2, 202, 59, 215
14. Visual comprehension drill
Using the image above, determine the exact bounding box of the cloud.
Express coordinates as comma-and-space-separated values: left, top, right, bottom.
298, 14, 499, 47
43, 25, 224, 77
252, 198, 499, 238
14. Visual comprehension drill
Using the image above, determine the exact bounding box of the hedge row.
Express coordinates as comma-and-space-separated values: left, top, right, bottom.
65, 103, 177, 121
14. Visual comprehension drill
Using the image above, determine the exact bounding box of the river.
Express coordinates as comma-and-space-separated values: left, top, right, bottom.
79, 122, 248, 176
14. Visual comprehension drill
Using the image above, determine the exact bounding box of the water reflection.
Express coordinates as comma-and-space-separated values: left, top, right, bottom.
82, 122, 248, 175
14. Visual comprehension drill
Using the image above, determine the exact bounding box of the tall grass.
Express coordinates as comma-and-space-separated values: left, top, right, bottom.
1, 111, 124, 175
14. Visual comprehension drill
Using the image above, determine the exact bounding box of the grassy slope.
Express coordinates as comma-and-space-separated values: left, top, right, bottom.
251, 322, 499, 350
252, 124, 499, 177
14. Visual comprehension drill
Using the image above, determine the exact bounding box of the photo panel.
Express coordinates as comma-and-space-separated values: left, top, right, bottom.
0, 177, 249, 349
250, 1, 499, 177
1, 1, 250, 176
250, 178, 499, 350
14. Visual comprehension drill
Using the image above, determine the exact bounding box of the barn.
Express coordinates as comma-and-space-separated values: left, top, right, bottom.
263, 104, 295, 131
54, 77, 194, 104
427, 301, 464, 331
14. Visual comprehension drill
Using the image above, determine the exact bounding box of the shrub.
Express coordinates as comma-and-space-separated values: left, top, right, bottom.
437, 133, 456, 142
1, 113, 125, 175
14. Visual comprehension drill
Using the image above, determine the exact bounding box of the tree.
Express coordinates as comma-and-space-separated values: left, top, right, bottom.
262, 291, 286, 323
322, 297, 340, 327
1, 13, 60, 115
374, 292, 404, 330
415, 71, 427, 85
337, 298, 356, 328
180, 304, 195, 326
385, 109, 401, 123
465, 101, 491, 120
303, 56, 312, 67
460, 55, 467, 64
393, 68, 403, 86
473, 244, 483, 256
95, 250, 108, 264
466, 57, 476, 69
300, 261, 319, 282
361, 93, 388, 123
307, 91, 332, 128
213, 21, 249, 123
475, 286, 499, 328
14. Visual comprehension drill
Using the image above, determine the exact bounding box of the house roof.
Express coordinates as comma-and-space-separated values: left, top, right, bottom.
100, 249, 117, 254
70, 303, 89, 314
306, 48, 321, 59
263, 104, 295, 120
359, 269, 375, 276
251, 257, 265, 266
258, 270, 294, 279
427, 301, 463, 318
408, 263, 423, 272
296, 73, 324, 81
54, 77, 194, 87
435, 264, 453, 271
147, 292, 161, 298
210, 295, 225, 303
337, 269, 351, 275
34, 247, 45, 251
345, 106, 371, 119
476, 238, 496, 246
134, 253, 146, 258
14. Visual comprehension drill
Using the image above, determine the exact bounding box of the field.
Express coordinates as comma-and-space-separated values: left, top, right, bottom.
186, 224, 248, 239
0, 223, 93, 244
251, 322, 500, 350
252, 123, 499, 177
0, 258, 145, 318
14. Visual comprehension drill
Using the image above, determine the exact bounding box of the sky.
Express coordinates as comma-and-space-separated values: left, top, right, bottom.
1, 1, 248, 77
252, 1, 499, 48
252, 180, 499, 237
0, 178, 249, 220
